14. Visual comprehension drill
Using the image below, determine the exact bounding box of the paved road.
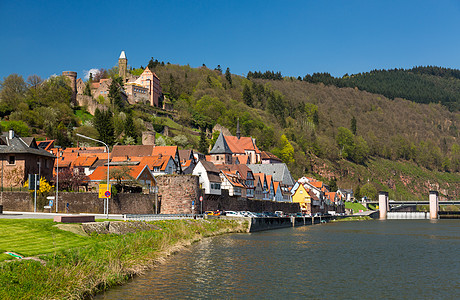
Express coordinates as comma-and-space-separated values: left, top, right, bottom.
0, 211, 124, 220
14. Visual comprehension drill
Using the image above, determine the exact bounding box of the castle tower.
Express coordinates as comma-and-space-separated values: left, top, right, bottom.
62, 71, 77, 104
118, 51, 128, 80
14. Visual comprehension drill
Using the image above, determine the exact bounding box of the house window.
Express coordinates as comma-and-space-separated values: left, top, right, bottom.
8, 155, 15, 165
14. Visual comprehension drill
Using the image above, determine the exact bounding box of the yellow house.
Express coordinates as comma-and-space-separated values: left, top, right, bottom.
292, 184, 312, 212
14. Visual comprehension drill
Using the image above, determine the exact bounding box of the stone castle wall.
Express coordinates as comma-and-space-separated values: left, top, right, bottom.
156, 175, 201, 214
76, 94, 106, 115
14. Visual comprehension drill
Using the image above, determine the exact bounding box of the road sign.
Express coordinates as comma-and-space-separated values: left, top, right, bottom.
199, 196, 203, 202
49, 200, 53, 207
47, 196, 55, 200
192, 201, 195, 206
99, 184, 112, 198
105, 191, 111, 198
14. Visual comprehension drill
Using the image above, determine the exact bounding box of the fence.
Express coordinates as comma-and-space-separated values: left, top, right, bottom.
387, 212, 429, 219
123, 214, 204, 221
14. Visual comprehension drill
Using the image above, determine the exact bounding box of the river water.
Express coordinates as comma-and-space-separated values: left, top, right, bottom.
97, 220, 460, 299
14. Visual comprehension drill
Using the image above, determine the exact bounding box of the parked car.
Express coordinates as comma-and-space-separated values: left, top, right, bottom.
224, 211, 242, 217
263, 212, 277, 217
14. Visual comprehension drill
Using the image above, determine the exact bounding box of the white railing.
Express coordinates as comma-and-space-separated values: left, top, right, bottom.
123, 214, 203, 221
387, 212, 429, 219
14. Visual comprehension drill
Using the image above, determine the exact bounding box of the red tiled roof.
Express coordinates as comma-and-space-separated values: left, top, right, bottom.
111, 145, 155, 158
224, 136, 260, 154
72, 156, 98, 167
89, 164, 149, 181
221, 171, 244, 188
273, 181, 280, 192
140, 155, 172, 171
260, 151, 282, 161
152, 146, 178, 158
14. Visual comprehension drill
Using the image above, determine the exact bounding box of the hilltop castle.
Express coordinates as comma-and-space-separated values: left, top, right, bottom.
63, 51, 162, 109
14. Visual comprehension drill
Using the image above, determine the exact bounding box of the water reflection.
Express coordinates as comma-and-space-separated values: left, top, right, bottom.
97, 220, 460, 299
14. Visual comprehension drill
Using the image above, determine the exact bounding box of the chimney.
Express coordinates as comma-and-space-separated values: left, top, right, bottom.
8, 130, 14, 140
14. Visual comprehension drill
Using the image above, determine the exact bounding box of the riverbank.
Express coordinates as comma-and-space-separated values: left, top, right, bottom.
0, 218, 248, 299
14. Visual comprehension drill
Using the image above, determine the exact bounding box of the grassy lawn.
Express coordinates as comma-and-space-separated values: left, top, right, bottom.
345, 202, 368, 213
0, 218, 247, 299
0, 219, 92, 261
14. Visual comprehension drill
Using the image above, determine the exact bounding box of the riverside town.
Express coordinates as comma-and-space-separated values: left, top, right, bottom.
1, 49, 459, 299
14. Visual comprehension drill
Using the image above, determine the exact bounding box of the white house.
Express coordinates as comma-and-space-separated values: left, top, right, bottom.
192, 161, 221, 195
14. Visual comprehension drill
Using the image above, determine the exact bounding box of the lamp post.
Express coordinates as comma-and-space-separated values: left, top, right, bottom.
76, 133, 110, 218
55, 146, 61, 213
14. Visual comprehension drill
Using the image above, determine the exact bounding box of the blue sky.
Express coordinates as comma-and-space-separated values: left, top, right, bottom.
1, 0, 460, 81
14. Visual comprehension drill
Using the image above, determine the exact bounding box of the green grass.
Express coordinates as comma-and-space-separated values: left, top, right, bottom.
0, 219, 247, 299
0, 219, 91, 260
74, 109, 93, 124
345, 202, 368, 213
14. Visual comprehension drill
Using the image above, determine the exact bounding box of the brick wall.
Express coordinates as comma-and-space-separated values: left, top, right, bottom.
0, 192, 155, 214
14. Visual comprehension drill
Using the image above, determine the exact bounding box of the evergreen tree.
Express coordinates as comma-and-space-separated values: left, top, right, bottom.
93, 108, 115, 146
215, 65, 222, 74
124, 112, 137, 143
198, 128, 208, 154
351, 116, 357, 135
242, 84, 253, 107
108, 79, 123, 110
225, 67, 232, 87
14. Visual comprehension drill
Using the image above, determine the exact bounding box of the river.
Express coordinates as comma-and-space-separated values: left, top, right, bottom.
97, 219, 460, 299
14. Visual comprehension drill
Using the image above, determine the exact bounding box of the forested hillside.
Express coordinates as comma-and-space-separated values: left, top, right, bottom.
302, 66, 460, 111
1, 62, 459, 200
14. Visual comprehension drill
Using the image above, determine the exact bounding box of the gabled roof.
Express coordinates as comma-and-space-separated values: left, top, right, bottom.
253, 173, 266, 186
196, 160, 221, 182
247, 163, 295, 186
72, 156, 98, 168
37, 140, 55, 151
152, 146, 178, 159
235, 155, 249, 164
111, 145, 155, 158
273, 181, 281, 193
178, 149, 194, 162
89, 164, 152, 182
0, 131, 55, 158
210, 132, 232, 154
140, 155, 173, 171
261, 151, 282, 162
221, 171, 244, 188
119, 50, 126, 59
219, 164, 254, 180
224, 136, 261, 154
266, 175, 273, 188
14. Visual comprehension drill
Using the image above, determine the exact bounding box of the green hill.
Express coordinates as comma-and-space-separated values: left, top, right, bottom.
302, 66, 460, 111
1, 63, 459, 200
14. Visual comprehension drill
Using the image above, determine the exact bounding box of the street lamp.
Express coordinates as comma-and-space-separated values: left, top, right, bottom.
55, 146, 61, 213
76, 133, 110, 218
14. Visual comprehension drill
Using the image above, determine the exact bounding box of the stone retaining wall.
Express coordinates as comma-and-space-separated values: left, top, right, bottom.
0, 192, 155, 214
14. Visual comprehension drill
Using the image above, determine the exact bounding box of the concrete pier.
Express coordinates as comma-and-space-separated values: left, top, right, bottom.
379, 191, 389, 220
429, 191, 439, 220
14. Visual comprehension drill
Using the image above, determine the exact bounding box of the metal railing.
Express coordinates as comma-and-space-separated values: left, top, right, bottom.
123, 214, 204, 221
